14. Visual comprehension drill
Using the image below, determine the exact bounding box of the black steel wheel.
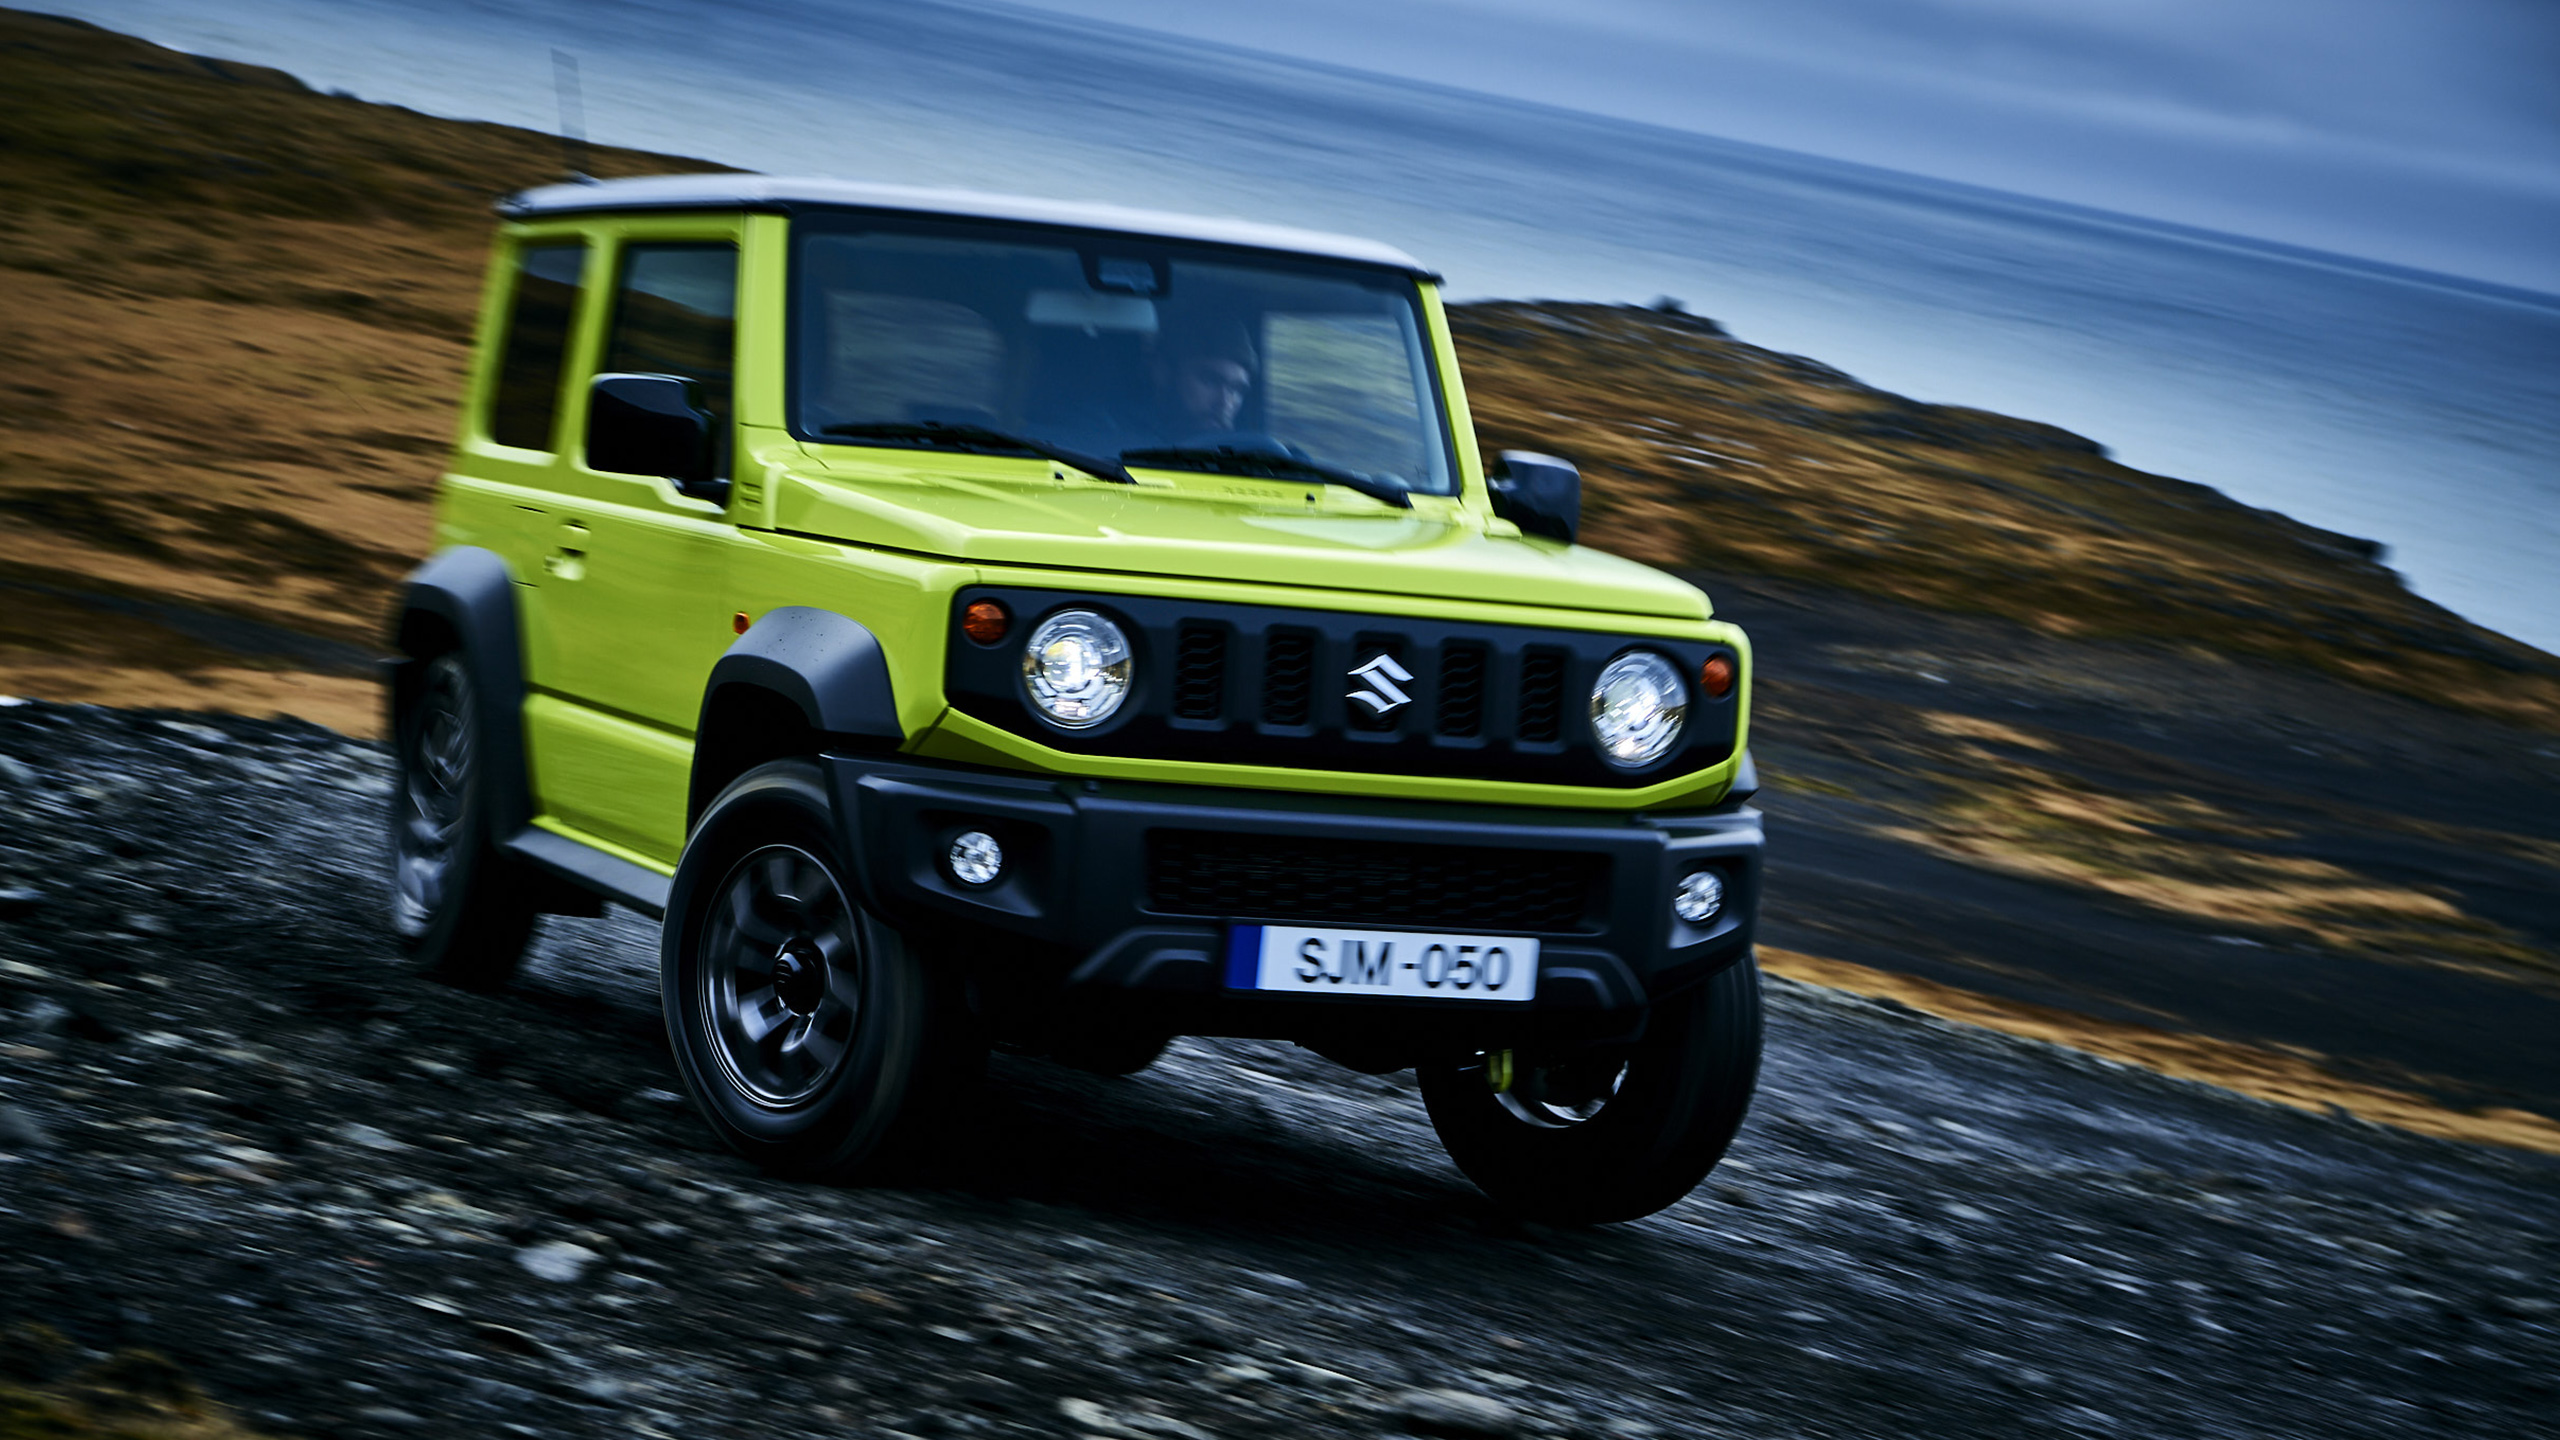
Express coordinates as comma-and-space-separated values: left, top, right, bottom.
390, 652, 537, 986
698, 844, 866, 1108
1418, 951, 1762, 1224
662, 759, 977, 1179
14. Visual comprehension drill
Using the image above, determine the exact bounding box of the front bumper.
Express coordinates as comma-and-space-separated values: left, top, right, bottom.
822, 754, 1761, 1042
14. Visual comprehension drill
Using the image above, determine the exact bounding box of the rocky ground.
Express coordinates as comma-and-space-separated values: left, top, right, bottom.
2, 699, 2556, 1440
1724, 572, 2560, 1135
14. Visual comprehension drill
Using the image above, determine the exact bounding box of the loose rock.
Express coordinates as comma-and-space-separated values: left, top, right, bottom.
0, 1103, 48, 1151
1396, 1388, 1520, 1438
515, 1241, 601, 1283
0, 698, 2552, 1440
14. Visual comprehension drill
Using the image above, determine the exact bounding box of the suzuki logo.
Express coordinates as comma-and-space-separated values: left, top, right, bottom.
1347, 653, 1414, 716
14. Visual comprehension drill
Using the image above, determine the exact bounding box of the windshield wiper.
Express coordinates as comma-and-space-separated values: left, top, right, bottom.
1117, 445, 1414, 509
817, 421, 1134, 485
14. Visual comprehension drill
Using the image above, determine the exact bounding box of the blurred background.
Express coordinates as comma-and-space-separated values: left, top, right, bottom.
44, 0, 2560, 653
4, 5, 2559, 1437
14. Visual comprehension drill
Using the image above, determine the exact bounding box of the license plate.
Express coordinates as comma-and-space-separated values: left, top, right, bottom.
1225, 924, 1538, 1002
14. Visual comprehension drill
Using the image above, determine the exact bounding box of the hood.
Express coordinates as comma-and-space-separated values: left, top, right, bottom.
770, 452, 1709, 621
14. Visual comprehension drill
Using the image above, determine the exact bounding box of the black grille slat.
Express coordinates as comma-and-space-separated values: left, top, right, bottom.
1262, 630, 1315, 727
1517, 648, 1568, 743
1147, 830, 1605, 932
1174, 624, 1226, 720
1437, 642, 1487, 737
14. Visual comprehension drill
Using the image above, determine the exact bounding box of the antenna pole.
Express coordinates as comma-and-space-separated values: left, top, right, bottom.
551, 49, 592, 184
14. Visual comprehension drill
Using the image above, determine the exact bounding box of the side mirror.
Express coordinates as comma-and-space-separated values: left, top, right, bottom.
588, 373, 727, 504
1487, 450, 1580, 544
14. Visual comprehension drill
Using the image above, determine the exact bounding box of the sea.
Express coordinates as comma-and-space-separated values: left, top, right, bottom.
57, 0, 2560, 654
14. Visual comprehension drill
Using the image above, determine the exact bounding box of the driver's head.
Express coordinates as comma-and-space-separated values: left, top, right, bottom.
1154, 318, 1258, 432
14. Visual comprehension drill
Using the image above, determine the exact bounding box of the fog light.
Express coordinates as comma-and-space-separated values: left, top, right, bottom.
1673, 869, 1724, 924
947, 830, 1004, 887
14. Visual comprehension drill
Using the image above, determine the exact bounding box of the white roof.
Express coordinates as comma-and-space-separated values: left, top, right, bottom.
498, 174, 1438, 278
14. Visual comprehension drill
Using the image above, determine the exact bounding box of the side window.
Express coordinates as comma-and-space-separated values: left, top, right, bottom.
604, 243, 739, 433
488, 242, 585, 450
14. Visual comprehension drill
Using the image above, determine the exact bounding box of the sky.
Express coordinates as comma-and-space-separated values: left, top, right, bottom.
1005, 0, 2560, 294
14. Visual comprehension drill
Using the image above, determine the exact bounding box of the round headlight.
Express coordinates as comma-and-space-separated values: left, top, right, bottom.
1021, 609, 1133, 729
1589, 651, 1687, 769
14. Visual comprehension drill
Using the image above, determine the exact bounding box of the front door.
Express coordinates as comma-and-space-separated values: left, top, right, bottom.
525, 229, 748, 864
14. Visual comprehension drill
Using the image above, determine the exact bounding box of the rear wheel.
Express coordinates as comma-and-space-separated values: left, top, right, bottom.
390, 653, 539, 988
662, 759, 976, 1179
1418, 952, 1762, 1224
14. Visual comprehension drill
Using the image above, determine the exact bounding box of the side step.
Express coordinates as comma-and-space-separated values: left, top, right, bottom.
503, 827, 673, 919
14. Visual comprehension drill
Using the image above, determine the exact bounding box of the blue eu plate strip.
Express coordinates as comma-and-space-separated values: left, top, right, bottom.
1223, 925, 1263, 991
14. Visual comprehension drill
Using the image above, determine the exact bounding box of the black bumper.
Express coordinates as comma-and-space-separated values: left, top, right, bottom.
822, 754, 1761, 1039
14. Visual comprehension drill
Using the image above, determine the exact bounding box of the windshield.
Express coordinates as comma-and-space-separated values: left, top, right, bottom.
792, 219, 1455, 498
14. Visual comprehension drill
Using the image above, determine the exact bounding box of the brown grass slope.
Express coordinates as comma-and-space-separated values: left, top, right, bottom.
0, 8, 727, 728
1454, 301, 2560, 730
1, 7, 2552, 735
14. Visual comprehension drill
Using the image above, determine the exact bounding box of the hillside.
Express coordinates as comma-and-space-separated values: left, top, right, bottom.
1, 6, 2554, 736
1454, 302, 2560, 728
0, 8, 728, 732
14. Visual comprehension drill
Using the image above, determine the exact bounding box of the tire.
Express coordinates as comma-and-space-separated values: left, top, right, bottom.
1418, 951, 1763, 1224
390, 652, 539, 988
660, 758, 975, 1179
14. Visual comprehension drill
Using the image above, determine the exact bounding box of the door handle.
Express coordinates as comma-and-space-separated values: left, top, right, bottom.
545, 519, 590, 581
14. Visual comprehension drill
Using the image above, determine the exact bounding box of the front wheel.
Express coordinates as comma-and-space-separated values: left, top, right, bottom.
1418, 952, 1762, 1224
661, 759, 974, 1179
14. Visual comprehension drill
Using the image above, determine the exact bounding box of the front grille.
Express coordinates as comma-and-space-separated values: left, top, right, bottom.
1174, 624, 1226, 720
944, 587, 1740, 787
1147, 829, 1606, 932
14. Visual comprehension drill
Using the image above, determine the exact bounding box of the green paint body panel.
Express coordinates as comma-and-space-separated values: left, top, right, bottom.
429, 204, 1753, 872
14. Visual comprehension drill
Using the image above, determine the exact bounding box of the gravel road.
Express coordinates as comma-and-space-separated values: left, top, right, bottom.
1, 700, 2554, 1440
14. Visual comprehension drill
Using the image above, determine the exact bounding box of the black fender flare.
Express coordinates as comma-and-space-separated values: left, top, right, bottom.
388, 546, 532, 837
691, 606, 903, 824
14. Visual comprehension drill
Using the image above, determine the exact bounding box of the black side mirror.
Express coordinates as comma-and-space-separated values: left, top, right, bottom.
588, 373, 728, 504
1488, 450, 1580, 544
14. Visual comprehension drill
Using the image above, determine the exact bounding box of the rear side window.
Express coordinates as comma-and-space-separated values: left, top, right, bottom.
604, 243, 739, 429
488, 242, 586, 450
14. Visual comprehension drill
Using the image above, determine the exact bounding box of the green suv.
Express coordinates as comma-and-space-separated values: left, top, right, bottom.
388, 176, 1764, 1223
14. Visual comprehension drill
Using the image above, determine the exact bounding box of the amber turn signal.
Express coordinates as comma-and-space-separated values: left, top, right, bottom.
732, 611, 751, 635
1699, 654, 1736, 699
962, 599, 1011, 645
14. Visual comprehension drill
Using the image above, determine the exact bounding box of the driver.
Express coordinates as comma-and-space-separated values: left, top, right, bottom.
1146, 317, 1258, 439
